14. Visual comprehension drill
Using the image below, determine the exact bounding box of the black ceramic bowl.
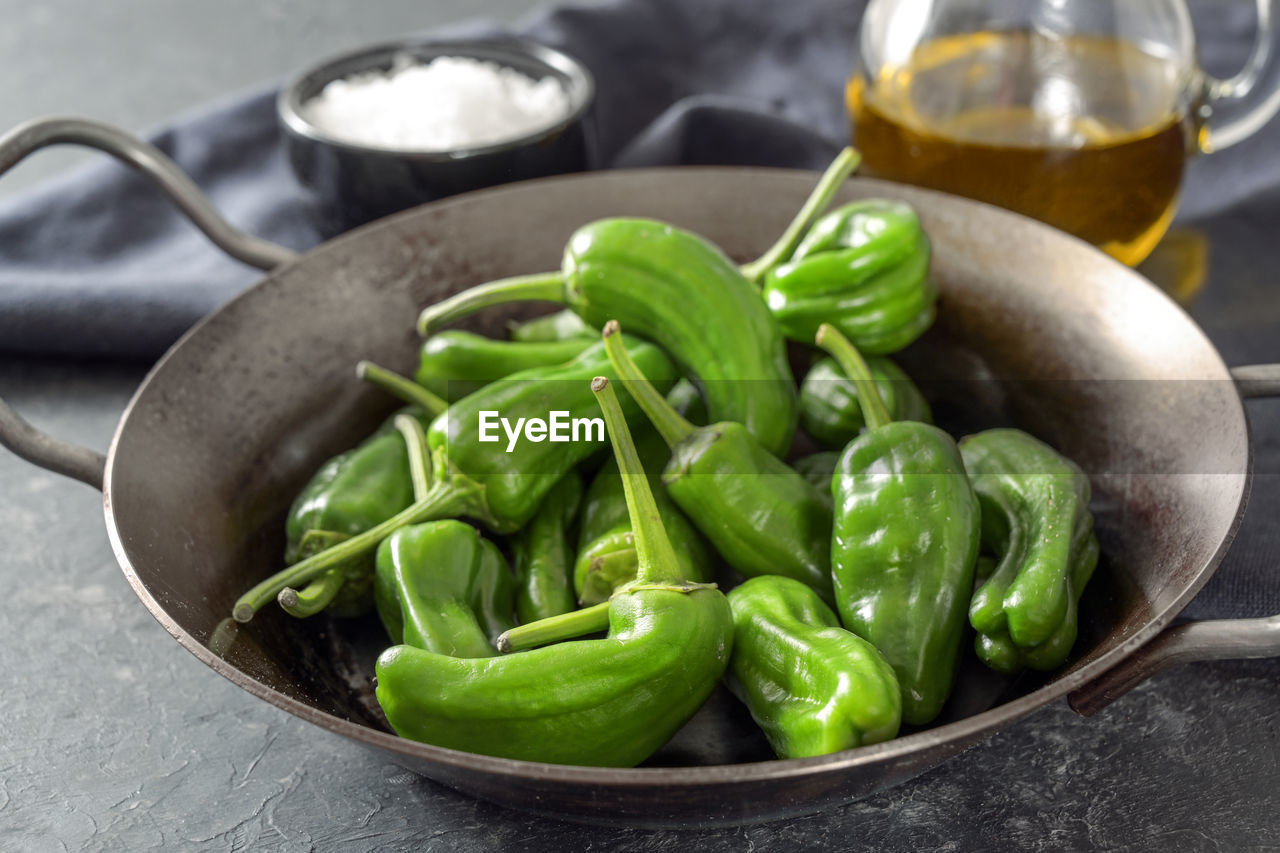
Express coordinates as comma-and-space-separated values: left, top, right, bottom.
278, 37, 595, 236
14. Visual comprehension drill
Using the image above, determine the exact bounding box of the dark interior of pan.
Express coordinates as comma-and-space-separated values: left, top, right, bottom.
101, 170, 1249, 827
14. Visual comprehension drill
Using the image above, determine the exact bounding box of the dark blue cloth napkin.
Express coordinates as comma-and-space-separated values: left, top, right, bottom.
0, 0, 1276, 622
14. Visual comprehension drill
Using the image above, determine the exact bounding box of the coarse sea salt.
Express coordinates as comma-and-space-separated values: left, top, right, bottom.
304, 54, 571, 151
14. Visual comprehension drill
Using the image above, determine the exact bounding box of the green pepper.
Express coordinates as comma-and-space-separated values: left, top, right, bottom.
431, 336, 672, 526
416, 330, 593, 401
417, 218, 798, 457
511, 472, 583, 623
727, 575, 901, 758
374, 376, 733, 766
960, 428, 1100, 673
573, 423, 712, 606
800, 355, 931, 449
269, 365, 448, 620
818, 324, 978, 725
232, 338, 674, 623
283, 362, 447, 569
373, 519, 515, 657
277, 386, 444, 619
508, 308, 593, 342
602, 322, 834, 605
759, 199, 936, 354
283, 413, 421, 565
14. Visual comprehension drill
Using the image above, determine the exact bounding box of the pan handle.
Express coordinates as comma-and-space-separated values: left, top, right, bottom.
0, 117, 298, 270
1068, 362, 1280, 716
0, 117, 302, 490
0, 398, 105, 489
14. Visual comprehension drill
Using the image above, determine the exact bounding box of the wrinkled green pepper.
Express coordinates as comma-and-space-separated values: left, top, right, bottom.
511, 472, 583, 623
416, 330, 593, 401
727, 576, 901, 758
417, 218, 798, 457
574, 423, 712, 605
373, 519, 514, 657
960, 428, 1100, 673
603, 322, 835, 605
233, 338, 674, 622
800, 355, 931, 449
761, 199, 936, 354
374, 376, 733, 766
819, 324, 979, 725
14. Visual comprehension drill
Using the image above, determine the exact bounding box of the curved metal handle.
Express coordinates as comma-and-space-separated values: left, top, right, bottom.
0, 117, 302, 489
0, 398, 105, 489
0, 117, 299, 270
1068, 362, 1280, 716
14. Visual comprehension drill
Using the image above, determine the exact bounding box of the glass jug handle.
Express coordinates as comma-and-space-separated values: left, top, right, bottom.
1199, 0, 1280, 150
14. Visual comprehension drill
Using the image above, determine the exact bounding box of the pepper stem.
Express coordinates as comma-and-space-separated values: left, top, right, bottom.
592, 376, 685, 585
416, 271, 568, 336
740, 147, 862, 284
278, 567, 345, 618
232, 480, 468, 623
815, 323, 893, 430
601, 321, 695, 448
495, 601, 611, 653
393, 414, 433, 499
357, 361, 447, 417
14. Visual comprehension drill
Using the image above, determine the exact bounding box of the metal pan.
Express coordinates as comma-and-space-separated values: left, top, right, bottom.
2, 119, 1278, 829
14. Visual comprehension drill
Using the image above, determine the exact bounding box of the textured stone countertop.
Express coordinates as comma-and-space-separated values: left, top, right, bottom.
1, 1, 1278, 849
0, 367, 1276, 851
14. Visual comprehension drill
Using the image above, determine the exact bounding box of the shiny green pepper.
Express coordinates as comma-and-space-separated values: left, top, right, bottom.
511, 472, 583, 623
278, 404, 440, 619
232, 339, 674, 623
727, 576, 901, 758
819, 324, 979, 725
800, 355, 931, 449
762, 200, 937, 354
960, 428, 1100, 673
416, 330, 592, 401
603, 322, 835, 605
375, 376, 733, 766
418, 218, 798, 457
283, 412, 422, 564
430, 336, 673, 527
574, 423, 712, 606
373, 519, 514, 656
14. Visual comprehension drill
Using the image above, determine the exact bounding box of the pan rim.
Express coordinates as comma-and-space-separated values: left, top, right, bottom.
100, 166, 1254, 787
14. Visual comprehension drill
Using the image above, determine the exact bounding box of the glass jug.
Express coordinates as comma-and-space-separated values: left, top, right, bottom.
849, 0, 1280, 265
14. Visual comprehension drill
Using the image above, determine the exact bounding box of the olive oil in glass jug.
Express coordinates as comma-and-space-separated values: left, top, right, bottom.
849, 0, 1280, 266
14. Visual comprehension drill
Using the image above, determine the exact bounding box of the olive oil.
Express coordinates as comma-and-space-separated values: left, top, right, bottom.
848, 32, 1199, 266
